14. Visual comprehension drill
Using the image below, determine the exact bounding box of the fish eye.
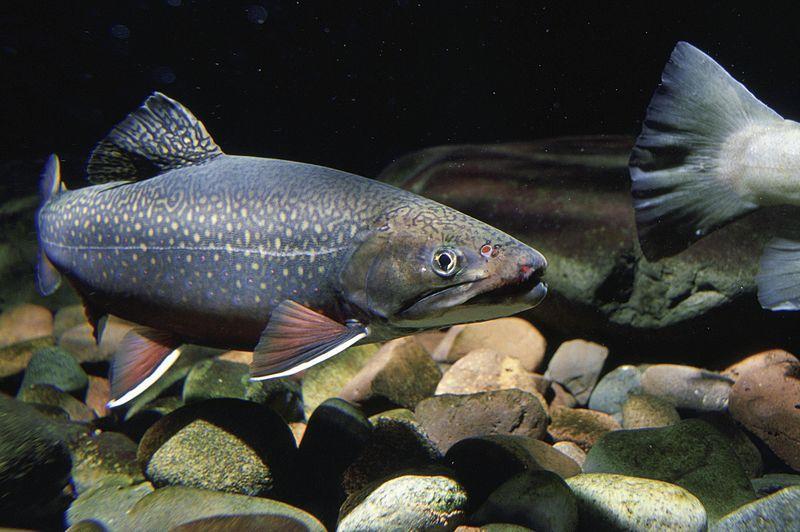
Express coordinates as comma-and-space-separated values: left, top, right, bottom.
432, 248, 458, 277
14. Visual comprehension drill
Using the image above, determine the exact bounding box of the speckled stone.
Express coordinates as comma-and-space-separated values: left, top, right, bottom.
170, 514, 319, 532
125, 486, 325, 531
0, 335, 54, 378
67, 482, 155, 530
472, 471, 578, 532
182, 358, 269, 404
752, 474, 800, 496
339, 336, 442, 409
338, 471, 468, 532
17, 383, 95, 421
588, 365, 643, 421
301, 344, 380, 417
567, 474, 706, 531
728, 351, 800, 472
52, 304, 87, 340
69, 430, 144, 494
432, 318, 546, 371
416, 389, 548, 453
138, 398, 297, 497
553, 441, 586, 468
641, 364, 732, 411
547, 406, 620, 451
19, 346, 88, 397
622, 393, 680, 429
713, 486, 800, 531
435, 348, 548, 398
583, 419, 756, 521
544, 339, 608, 405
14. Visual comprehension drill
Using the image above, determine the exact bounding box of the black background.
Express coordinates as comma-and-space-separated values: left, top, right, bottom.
2, 1, 800, 181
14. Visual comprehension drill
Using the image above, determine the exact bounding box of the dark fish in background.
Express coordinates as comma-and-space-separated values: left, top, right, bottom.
36, 93, 548, 407
629, 41, 800, 311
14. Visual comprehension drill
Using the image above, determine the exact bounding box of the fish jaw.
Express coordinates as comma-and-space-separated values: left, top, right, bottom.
389, 246, 548, 329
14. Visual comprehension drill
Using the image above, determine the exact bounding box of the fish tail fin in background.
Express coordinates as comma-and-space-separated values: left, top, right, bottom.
757, 238, 800, 310
629, 41, 782, 260
35, 154, 66, 295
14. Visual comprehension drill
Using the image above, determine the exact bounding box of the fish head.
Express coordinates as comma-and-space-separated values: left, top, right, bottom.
340, 203, 548, 331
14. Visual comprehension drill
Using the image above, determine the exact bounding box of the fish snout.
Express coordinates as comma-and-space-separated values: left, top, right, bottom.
518, 249, 547, 283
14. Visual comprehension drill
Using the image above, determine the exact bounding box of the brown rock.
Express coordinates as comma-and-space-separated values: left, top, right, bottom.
289, 422, 306, 446
218, 350, 253, 365
547, 406, 621, 452
0, 304, 53, 348
550, 382, 578, 409
59, 316, 136, 364
413, 330, 448, 355
544, 339, 608, 405
432, 318, 546, 371
339, 337, 441, 409
436, 348, 548, 399
724, 350, 798, 381
53, 305, 88, 341
622, 393, 680, 429
553, 441, 586, 468
416, 389, 548, 453
728, 352, 800, 471
0, 336, 55, 378
85, 376, 110, 418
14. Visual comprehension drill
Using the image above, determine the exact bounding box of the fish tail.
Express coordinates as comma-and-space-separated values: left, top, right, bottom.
35, 154, 65, 295
757, 238, 800, 311
629, 41, 782, 260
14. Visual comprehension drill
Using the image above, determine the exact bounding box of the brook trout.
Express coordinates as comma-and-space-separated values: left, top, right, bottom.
37, 93, 548, 407
629, 42, 800, 311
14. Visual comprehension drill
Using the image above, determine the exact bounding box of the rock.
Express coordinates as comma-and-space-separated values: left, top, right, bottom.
622, 393, 680, 429
728, 351, 800, 471
19, 346, 88, 397
18, 383, 95, 421
641, 364, 733, 411
544, 339, 608, 405
123, 396, 184, 442
416, 390, 548, 453
217, 350, 253, 365
338, 470, 468, 532
69, 430, 144, 494
713, 486, 800, 531
339, 337, 442, 409
723, 349, 797, 381
378, 136, 800, 360
85, 375, 110, 418
431, 318, 546, 371
446, 435, 581, 505
53, 304, 88, 340
67, 482, 155, 530
59, 316, 136, 365
289, 421, 306, 445
583, 419, 756, 520
752, 474, 800, 496
124, 345, 219, 419
549, 382, 578, 409
125, 486, 325, 531
567, 473, 706, 531
547, 406, 620, 452
435, 348, 548, 398
413, 329, 448, 355
183, 358, 269, 403
0, 303, 53, 347
344, 408, 440, 495
296, 398, 372, 524
588, 365, 643, 421
301, 344, 379, 417
471, 471, 578, 532
138, 398, 297, 497
0, 395, 72, 527
171, 514, 320, 532
700, 413, 763, 479
67, 520, 109, 532
553, 441, 586, 468
0, 335, 54, 378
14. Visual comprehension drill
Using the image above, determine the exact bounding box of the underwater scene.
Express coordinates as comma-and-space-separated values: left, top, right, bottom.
2, 2, 800, 530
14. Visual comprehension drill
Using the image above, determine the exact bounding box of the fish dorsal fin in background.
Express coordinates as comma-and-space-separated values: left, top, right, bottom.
250, 300, 368, 380
86, 92, 223, 183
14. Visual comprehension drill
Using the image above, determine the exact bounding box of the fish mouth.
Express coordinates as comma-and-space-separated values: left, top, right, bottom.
394, 270, 547, 327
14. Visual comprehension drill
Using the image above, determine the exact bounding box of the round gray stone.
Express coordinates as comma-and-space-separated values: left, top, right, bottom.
19, 346, 88, 397
713, 486, 800, 531
588, 365, 642, 420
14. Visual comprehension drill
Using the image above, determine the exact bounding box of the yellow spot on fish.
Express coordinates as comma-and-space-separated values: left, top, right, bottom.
286, 227, 293, 238
140, 243, 148, 252
235, 263, 242, 271
132, 253, 138, 261
251, 262, 259, 270
134, 222, 142, 231
186, 255, 193, 263
297, 265, 304, 276
211, 214, 218, 224
255, 295, 261, 303
241, 207, 248, 218
275, 237, 281, 250
193, 233, 201, 243
171, 221, 179, 231
314, 223, 322, 234
283, 268, 289, 277
260, 282, 267, 289
318, 266, 326, 274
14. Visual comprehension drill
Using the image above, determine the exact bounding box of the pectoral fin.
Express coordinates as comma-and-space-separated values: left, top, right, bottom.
250, 300, 368, 380
107, 327, 182, 408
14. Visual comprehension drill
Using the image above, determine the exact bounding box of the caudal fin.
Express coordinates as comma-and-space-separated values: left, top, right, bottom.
35, 155, 65, 296
629, 42, 781, 260
757, 238, 800, 311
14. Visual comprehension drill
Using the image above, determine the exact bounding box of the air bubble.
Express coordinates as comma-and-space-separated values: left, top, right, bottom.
246, 5, 268, 24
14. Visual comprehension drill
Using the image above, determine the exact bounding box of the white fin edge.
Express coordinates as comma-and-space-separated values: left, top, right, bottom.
249, 332, 367, 381
106, 346, 183, 408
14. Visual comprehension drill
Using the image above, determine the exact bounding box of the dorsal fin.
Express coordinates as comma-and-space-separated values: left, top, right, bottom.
86, 92, 223, 183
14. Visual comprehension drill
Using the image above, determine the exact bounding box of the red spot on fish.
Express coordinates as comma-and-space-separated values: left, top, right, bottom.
520, 264, 533, 276
480, 244, 493, 258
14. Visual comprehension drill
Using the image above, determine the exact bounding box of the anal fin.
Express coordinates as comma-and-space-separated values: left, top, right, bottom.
757, 238, 800, 311
107, 327, 182, 408
251, 300, 368, 380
